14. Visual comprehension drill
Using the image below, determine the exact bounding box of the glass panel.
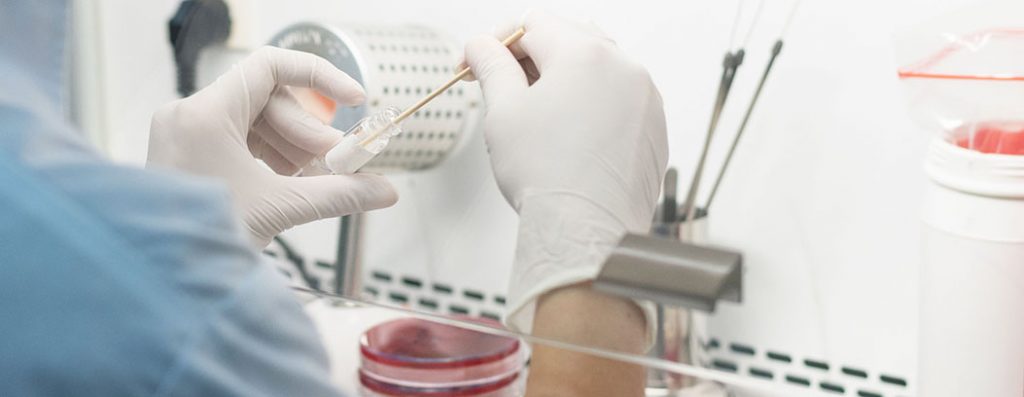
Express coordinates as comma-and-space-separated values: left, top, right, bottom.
120, 5, 919, 397
296, 288, 842, 397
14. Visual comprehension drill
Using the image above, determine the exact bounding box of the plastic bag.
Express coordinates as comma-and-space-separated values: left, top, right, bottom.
896, 2, 1024, 155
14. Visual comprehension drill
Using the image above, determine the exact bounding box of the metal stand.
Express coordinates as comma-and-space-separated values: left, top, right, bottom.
334, 213, 363, 298
597, 169, 742, 396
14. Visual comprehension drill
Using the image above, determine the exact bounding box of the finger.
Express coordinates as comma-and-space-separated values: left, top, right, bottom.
499, 10, 568, 59
463, 35, 528, 103
492, 16, 532, 62
261, 148, 301, 176
516, 10, 576, 73
262, 88, 345, 156
455, 57, 476, 82
459, 12, 546, 82
520, 58, 540, 85
510, 11, 611, 41
503, 10, 616, 73
576, 18, 613, 41
458, 35, 542, 84
454, 11, 614, 84
251, 118, 310, 174
215, 47, 366, 125
247, 131, 271, 161
457, 26, 522, 83
275, 173, 398, 225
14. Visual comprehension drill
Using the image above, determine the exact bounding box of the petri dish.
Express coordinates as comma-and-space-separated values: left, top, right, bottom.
359, 317, 525, 396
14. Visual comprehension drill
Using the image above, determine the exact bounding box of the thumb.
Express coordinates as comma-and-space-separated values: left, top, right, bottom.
273, 173, 398, 226
464, 35, 528, 103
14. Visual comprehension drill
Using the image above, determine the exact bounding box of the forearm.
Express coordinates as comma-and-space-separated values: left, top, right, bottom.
504, 194, 651, 396
466, 13, 667, 395
525, 284, 648, 397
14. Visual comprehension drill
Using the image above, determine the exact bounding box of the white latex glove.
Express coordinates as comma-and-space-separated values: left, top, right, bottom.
148, 47, 398, 247
463, 12, 668, 334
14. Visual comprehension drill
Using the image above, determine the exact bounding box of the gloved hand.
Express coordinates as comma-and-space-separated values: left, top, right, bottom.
463, 12, 668, 334
148, 47, 398, 247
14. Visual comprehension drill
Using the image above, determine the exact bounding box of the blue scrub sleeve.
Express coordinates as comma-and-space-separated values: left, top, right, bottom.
0, 88, 347, 397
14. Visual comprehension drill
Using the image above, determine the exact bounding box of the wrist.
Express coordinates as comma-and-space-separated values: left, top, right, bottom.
515, 192, 628, 266
505, 192, 630, 334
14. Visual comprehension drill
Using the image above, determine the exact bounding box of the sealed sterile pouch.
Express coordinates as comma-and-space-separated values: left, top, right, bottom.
896, 2, 1024, 155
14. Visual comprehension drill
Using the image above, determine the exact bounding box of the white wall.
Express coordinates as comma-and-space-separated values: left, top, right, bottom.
84, 0, 999, 392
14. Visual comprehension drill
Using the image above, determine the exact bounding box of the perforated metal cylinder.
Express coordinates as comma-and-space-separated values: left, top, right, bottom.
270, 22, 482, 172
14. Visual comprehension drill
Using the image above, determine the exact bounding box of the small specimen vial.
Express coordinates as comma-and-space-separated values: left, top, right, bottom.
322, 107, 403, 174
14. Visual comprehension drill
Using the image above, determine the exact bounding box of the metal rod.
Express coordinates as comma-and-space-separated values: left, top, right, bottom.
662, 168, 678, 224
334, 213, 362, 296
726, 0, 745, 50
679, 50, 744, 227
739, 0, 766, 49
705, 40, 783, 211
360, 27, 526, 147
703, 0, 800, 211
293, 286, 824, 396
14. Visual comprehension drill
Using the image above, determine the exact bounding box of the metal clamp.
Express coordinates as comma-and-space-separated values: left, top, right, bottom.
594, 232, 742, 312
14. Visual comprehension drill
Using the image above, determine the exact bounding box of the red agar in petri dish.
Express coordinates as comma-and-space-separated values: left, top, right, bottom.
359, 317, 525, 396
954, 122, 1024, 155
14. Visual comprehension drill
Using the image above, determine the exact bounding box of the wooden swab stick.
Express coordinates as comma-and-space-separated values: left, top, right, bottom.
360, 27, 527, 147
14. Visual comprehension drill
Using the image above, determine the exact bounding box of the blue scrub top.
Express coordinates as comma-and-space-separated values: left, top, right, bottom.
0, 2, 345, 396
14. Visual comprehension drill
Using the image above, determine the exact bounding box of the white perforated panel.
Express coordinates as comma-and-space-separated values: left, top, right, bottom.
271, 22, 482, 172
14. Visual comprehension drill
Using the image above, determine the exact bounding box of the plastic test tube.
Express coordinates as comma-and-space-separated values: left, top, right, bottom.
323, 107, 403, 174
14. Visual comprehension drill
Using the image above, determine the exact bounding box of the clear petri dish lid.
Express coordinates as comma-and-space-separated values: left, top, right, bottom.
359, 317, 524, 389
360, 317, 520, 368
358, 371, 520, 397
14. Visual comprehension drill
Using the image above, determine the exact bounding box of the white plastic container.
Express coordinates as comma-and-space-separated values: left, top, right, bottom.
920, 138, 1024, 396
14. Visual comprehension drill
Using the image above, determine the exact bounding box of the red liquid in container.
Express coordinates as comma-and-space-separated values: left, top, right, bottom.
359, 318, 525, 396
953, 122, 1024, 155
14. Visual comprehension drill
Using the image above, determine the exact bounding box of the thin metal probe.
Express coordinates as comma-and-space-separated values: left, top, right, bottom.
679, 0, 767, 224
704, 0, 801, 211
360, 28, 526, 147
780, 0, 804, 38
704, 40, 783, 211
679, 50, 744, 226
677, 0, 750, 222
726, 0, 746, 50
662, 168, 678, 224
739, 0, 766, 49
